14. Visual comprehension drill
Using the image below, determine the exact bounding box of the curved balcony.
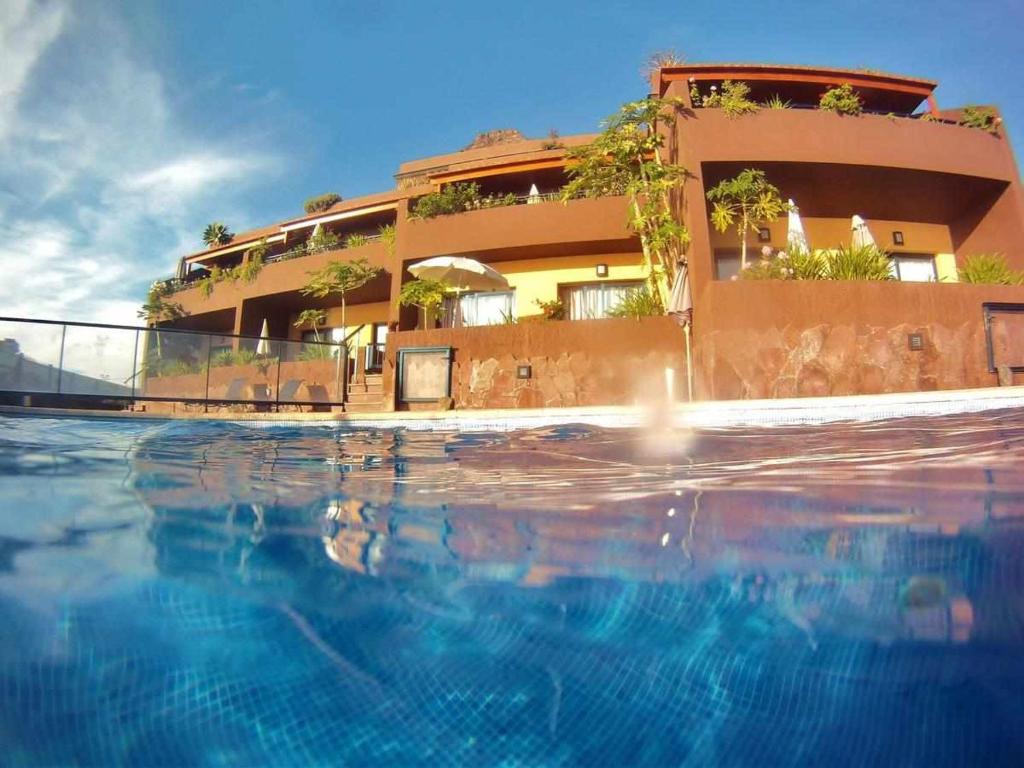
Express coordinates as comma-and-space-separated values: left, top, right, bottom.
681, 109, 1017, 182
170, 240, 392, 316
399, 195, 638, 262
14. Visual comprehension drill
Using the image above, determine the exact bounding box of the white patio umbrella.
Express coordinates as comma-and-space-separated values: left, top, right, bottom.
851, 215, 876, 249
667, 260, 694, 401
408, 256, 509, 328
256, 319, 271, 355
787, 199, 809, 253
527, 183, 541, 204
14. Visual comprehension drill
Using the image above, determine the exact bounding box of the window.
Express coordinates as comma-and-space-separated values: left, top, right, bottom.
714, 249, 742, 281
444, 291, 515, 327
890, 254, 937, 282
560, 281, 644, 320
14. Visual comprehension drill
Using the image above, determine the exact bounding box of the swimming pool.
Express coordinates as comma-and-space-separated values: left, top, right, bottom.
1, 412, 1022, 766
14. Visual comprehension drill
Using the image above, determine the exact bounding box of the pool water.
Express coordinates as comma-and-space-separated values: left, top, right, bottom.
1, 412, 1022, 766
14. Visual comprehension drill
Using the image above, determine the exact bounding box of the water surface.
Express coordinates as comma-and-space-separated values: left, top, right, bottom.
1, 412, 1022, 766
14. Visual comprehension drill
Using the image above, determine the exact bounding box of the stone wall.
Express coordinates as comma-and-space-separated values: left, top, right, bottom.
383, 317, 688, 410
694, 281, 1024, 400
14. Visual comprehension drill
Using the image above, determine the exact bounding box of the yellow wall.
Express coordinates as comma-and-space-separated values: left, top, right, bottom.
935, 253, 959, 282
708, 217, 954, 255
494, 251, 647, 318
288, 301, 389, 352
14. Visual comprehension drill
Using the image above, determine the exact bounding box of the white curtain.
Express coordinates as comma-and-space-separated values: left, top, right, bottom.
563, 282, 642, 320
444, 291, 515, 326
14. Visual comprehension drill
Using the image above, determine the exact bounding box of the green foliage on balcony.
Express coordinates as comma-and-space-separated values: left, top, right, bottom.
707, 169, 788, 271
399, 278, 450, 327
960, 106, 1000, 135
739, 245, 894, 281
304, 192, 342, 214
819, 84, 863, 116
139, 280, 188, 323
701, 80, 759, 118
534, 298, 565, 320
410, 183, 521, 219
378, 223, 396, 255
958, 253, 1021, 284
607, 284, 665, 319
301, 257, 382, 334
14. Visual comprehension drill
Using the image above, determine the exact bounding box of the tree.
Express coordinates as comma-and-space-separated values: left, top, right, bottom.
706, 169, 788, 270
138, 282, 188, 324
300, 257, 382, 343
294, 309, 328, 341
399, 278, 450, 328
562, 96, 691, 304
202, 222, 233, 248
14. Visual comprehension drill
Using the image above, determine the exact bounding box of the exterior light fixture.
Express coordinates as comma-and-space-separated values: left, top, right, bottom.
516, 364, 532, 380
757, 227, 771, 243
908, 332, 924, 351
892, 231, 905, 246
596, 264, 609, 277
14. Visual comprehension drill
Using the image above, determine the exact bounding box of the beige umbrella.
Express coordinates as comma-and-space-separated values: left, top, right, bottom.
851, 215, 876, 249
527, 183, 541, 204
667, 260, 694, 401
408, 256, 509, 328
787, 199, 809, 253
256, 319, 271, 356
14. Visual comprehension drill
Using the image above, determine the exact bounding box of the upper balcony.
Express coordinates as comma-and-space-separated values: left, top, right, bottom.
399, 194, 638, 263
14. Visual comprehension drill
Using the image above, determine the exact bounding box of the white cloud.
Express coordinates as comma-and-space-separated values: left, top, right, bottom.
0, 0, 66, 143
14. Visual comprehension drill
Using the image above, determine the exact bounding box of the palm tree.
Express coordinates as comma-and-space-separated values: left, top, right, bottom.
707, 169, 787, 270
202, 222, 234, 249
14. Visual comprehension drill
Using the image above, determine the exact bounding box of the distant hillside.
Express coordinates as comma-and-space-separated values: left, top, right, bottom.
0, 339, 131, 397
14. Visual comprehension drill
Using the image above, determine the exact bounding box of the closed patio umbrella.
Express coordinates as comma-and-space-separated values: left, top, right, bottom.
787, 199, 809, 253
527, 183, 541, 204
667, 260, 694, 401
408, 256, 510, 328
256, 319, 271, 356
851, 215, 876, 249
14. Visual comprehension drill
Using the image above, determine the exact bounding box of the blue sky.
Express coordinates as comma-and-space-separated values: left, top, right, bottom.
1, 0, 1022, 325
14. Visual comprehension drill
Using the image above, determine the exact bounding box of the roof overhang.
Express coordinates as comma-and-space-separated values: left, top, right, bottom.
279, 202, 399, 233
186, 233, 287, 265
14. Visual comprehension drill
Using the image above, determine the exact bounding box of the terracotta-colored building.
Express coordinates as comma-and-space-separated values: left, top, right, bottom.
150, 63, 1024, 411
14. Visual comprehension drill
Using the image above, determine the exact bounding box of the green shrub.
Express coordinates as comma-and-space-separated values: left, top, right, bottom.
378, 223, 396, 255
960, 106, 999, 134
920, 112, 940, 123
198, 276, 215, 297
238, 251, 264, 283
787, 248, 827, 280
739, 258, 790, 280
345, 233, 370, 248
304, 193, 342, 214
411, 182, 482, 218
823, 245, 893, 280
764, 94, 791, 110
958, 253, 1021, 284
202, 222, 233, 248
299, 344, 335, 361
819, 84, 863, 116
607, 284, 664, 318
534, 298, 565, 320
306, 227, 342, 254
699, 81, 759, 117
480, 192, 519, 209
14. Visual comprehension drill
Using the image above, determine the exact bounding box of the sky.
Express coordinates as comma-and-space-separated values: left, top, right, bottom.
1, 0, 1022, 328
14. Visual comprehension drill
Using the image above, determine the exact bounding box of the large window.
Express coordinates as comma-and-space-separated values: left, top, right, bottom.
560, 281, 644, 320
714, 249, 742, 281
890, 254, 937, 282
444, 291, 515, 327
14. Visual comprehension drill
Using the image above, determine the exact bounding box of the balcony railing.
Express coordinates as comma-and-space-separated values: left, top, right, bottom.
691, 101, 961, 125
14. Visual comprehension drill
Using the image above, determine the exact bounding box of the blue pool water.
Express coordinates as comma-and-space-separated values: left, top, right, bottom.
1, 412, 1023, 766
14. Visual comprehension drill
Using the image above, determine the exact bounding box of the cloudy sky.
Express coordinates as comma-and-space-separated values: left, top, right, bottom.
1, 0, 1021, 329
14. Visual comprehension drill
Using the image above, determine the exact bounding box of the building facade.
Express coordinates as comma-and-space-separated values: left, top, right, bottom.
150, 63, 1024, 411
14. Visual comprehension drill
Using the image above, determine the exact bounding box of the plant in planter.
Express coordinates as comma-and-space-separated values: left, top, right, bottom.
819, 84, 863, 115
534, 298, 565, 320
345, 233, 370, 248
540, 129, 564, 150
410, 182, 482, 218
304, 192, 342, 214
139, 281, 188, 323
707, 168, 788, 271
607, 284, 664, 319
238, 240, 267, 283
958, 253, 1021, 284
294, 309, 328, 341
399, 278, 451, 328
301, 257, 382, 341
705, 80, 759, 118
563, 96, 691, 305
823, 244, 893, 281
764, 94, 791, 110
202, 222, 234, 248
960, 106, 1000, 134
378, 223, 396, 255
306, 227, 342, 254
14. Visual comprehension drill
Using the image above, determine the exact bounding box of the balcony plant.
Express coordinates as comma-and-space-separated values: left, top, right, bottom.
139, 281, 188, 323
707, 169, 788, 271
378, 223, 396, 255
294, 309, 328, 342
764, 94, 791, 110
411, 182, 482, 218
301, 257, 382, 341
822, 244, 893, 281
534, 298, 565, 320
345, 233, 370, 248
702, 80, 759, 117
304, 192, 342, 214
958, 253, 1021, 284
306, 227, 342, 254
607, 284, 664, 319
563, 96, 691, 306
960, 106, 1000, 135
202, 222, 234, 248
399, 278, 450, 328
819, 84, 863, 116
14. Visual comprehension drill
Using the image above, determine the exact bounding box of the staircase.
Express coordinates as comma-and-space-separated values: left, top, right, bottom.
344, 373, 385, 413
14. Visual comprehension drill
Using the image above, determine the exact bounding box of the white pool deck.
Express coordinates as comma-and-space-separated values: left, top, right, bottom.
3, 385, 1024, 431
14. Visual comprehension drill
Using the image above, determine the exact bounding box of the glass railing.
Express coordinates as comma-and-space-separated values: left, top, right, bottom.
0, 316, 348, 408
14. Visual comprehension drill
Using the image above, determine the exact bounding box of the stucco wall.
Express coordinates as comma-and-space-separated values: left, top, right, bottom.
694, 281, 1024, 400
383, 316, 688, 410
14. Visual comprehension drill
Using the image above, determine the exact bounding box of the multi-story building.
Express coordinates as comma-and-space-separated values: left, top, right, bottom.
150, 62, 1024, 412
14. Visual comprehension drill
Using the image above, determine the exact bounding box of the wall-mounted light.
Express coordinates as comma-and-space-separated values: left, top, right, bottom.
516, 364, 532, 380
757, 227, 771, 243
892, 231, 905, 246
595, 264, 609, 277
908, 332, 924, 351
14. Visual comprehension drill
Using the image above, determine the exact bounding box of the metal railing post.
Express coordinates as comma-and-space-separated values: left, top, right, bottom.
55, 324, 67, 394
274, 340, 282, 412
130, 328, 140, 404
203, 335, 213, 412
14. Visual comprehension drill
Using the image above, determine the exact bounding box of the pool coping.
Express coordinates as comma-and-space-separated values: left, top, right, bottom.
2, 385, 1023, 430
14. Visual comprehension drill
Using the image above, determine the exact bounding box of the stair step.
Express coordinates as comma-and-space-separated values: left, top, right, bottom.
344, 400, 387, 414
348, 382, 384, 394
346, 391, 385, 404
